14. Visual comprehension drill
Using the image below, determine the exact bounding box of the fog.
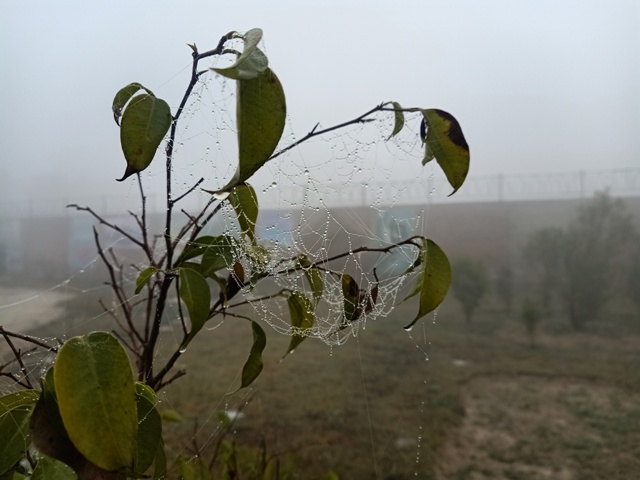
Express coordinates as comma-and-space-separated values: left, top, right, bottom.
1, 0, 639, 213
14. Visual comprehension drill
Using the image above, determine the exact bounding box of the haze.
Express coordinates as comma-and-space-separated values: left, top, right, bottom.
1, 0, 638, 212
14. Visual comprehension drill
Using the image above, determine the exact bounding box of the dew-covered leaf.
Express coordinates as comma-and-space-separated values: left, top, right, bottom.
305, 268, 324, 307
201, 235, 238, 277
214, 68, 286, 192
387, 101, 405, 140
421, 109, 469, 195
117, 94, 172, 182
341, 274, 361, 323
54, 331, 137, 472
179, 268, 211, 347
134, 383, 162, 475
298, 255, 323, 307
212, 28, 268, 80
228, 183, 258, 244
404, 239, 452, 330
284, 292, 315, 357
239, 321, 266, 389
135, 266, 159, 294
175, 236, 218, 265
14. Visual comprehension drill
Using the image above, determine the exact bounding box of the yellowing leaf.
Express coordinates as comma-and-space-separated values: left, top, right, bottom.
405, 239, 452, 330
117, 94, 172, 181
421, 109, 469, 195
54, 332, 137, 471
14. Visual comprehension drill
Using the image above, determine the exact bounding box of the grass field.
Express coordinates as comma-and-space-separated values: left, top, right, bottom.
11, 287, 640, 479
150, 294, 640, 480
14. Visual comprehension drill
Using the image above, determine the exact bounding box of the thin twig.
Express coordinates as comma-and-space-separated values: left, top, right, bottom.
0, 327, 58, 352
67, 204, 146, 250
1, 330, 34, 389
175, 277, 189, 338
172, 177, 205, 206
268, 102, 390, 162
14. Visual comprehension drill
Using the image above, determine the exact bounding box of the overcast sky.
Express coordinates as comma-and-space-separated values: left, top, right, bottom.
1, 0, 638, 210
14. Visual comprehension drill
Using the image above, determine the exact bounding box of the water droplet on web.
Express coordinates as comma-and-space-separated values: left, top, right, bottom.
404, 325, 414, 332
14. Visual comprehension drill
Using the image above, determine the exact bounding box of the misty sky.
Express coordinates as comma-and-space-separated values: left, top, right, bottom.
1, 0, 638, 210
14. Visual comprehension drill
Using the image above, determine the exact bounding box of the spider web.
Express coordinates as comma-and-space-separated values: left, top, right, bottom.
0, 47, 453, 478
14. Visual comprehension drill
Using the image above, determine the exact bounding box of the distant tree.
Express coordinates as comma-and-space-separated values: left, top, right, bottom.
452, 258, 488, 324
521, 297, 542, 347
495, 265, 514, 313
627, 251, 640, 316
561, 192, 636, 330
523, 227, 564, 312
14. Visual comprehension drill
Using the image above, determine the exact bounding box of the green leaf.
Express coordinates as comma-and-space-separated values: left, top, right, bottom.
159, 409, 183, 423
213, 68, 286, 192
404, 239, 452, 330
179, 268, 212, 347
421, 109, 470, 195
305, 267, 324, 307
341, 274, 361, 323
134, 383, 162, 475
112, 82, 151, 126
284, 292, 315, 357
175, 236, 218, 265
31, 456, 77, 480
228, 183, 259, 244
135, 266, 159, 294
54, 332, 137, 472
387, 101, 404, 140
201, 236, 237, 277
153, 440, 167, 480
212, 28, 268, 80
239, 321, 266, 389
117, 93, 172, 182
0, 391, 39, 476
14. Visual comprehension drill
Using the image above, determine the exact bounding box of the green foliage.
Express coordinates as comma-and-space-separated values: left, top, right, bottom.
285, 292, 315, 356
451, 258, 488, 324
0, 391, 39, 476
403, 239, 453, 330
239, 321, 267, 390
112, 84, 172, 181
495, 265, 514, 313
525, 192, 637, 330
523, 227, 564, 311
0, 27, 472, 479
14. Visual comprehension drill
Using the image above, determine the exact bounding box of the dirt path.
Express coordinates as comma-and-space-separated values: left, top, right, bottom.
0, 286, 75, 332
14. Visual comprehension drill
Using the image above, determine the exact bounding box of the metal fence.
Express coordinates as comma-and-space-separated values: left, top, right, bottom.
2, 168, 639, 218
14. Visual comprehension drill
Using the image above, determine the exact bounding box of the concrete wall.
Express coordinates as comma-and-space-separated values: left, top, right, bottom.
2, 196, 639, 282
